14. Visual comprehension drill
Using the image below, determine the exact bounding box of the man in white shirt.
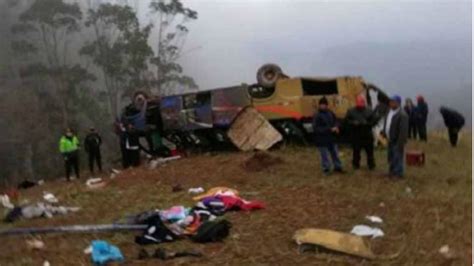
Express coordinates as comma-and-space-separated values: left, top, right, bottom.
382, 95, 409, 178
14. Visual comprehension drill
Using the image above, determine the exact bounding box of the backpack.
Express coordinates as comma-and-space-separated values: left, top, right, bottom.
191, 219, 232, 243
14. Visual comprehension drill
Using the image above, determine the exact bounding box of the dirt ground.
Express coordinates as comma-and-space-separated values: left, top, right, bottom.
0, 132, 471, 265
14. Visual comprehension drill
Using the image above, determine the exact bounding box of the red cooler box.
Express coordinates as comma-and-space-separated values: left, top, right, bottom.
406, 150, 425, 166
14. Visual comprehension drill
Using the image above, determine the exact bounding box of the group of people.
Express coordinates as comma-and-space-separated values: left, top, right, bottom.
58, 91, 465, 181
59, 127, 103, 181
312, 94, 465, 179
58, 93, 165, 181
58, 122, 150, 181
403, 96, 429, 141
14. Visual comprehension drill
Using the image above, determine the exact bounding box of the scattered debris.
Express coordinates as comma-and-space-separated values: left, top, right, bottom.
294, 228, 375, 259
0, 195, 14, 209
84, 245, 93, 254
242, 152, 284, 172
110, 169, 121, 179
43, 192, 58, 204
37, 180, 45, 186
111, 169, 121, 175
90, 240, 124, 266
149, 156, 182, 170
227, 106, 283, 151
138, 248, 203, 261
86, 178, 106, 189
350, 225, 384, 238
43, 260, 50, 266
192, 187, 239, 201
172, 184, 184, 192
188, 187, 205, 194
4, 188, 19, 202
379, 202, 385, 208
26, 238, 45, 250
135, 187, 262, 245
438, 245, 457, 259
191, 219, 232, 243
365, 215, 383, 224
4, 203, 80, 222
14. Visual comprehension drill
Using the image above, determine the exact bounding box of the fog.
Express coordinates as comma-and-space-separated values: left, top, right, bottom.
140, 0, 472, 126
0, 0, 471, 183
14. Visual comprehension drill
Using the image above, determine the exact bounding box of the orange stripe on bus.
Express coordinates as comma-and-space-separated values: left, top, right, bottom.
254, 105, 303, 120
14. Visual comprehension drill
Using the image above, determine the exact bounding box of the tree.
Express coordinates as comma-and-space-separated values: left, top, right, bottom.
149, 0, 198, 95
11, 0, 93, 127
81, 3, 153, 118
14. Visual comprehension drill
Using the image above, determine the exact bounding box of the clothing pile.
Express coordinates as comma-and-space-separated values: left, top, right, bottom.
135, 187, 264, 245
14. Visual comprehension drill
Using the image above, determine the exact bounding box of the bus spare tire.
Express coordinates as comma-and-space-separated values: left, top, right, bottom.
257, 63, 283, 88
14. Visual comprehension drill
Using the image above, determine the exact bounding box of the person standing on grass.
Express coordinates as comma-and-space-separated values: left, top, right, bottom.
382, 95, 409, 179
344, 95, 377, 170
84, 127, 102, 174
312, 97, 344, 175
415, 95, 429, 141
59, 128, 80, 181
123, 124, 142, 168
439, 106, 465, 147
404, 98, 417, 139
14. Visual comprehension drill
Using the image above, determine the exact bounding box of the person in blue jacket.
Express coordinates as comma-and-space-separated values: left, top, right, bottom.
312, 97, 344, 175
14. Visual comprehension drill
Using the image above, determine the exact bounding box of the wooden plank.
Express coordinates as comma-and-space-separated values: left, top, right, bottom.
228, 107, 282, 151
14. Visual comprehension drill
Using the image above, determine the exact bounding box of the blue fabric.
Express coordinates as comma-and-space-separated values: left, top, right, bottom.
388, 142, 404, 177
390, 95, 402, 105
127, 111, 146, 131
318, 144, 342, 172
91, 240, 124, 266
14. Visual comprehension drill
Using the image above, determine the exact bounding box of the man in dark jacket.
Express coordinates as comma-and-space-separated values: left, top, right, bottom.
439, 106, 465, 147
312, 97, 343, 175
404, 98, 417, 139
84, 127, 102, 174
344, 95, 377, 170
123, 124, 143, 168
382, 95, 409, 178
415, 95, 429, 141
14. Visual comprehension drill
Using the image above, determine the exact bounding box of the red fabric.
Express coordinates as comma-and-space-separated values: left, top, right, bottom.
217, 195, 265, 211
356, 95, 366, 108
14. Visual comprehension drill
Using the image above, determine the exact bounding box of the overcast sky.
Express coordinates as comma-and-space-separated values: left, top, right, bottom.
137, 0, 471, 124
159, 1, 470, 88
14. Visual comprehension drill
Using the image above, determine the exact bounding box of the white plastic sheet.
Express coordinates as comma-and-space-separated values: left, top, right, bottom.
350, 225, 384, 238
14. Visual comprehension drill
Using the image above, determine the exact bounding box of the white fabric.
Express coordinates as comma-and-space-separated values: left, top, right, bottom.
0, 195, 14, 209
350, 225, 384, 238
385, 108, 400, 136
365, 215, 383, 223
125, 139, 139, 150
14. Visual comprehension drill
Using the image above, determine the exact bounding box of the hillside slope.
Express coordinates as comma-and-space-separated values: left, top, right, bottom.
0, 131, 471, 265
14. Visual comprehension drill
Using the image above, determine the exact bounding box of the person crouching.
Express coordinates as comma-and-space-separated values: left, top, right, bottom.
312, 97, 344, 175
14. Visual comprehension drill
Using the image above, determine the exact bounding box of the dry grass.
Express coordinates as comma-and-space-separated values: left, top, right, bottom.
0, 132, 471, 265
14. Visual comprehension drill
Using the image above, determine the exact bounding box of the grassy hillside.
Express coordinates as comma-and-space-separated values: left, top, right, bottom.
0, 131, 471, 265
